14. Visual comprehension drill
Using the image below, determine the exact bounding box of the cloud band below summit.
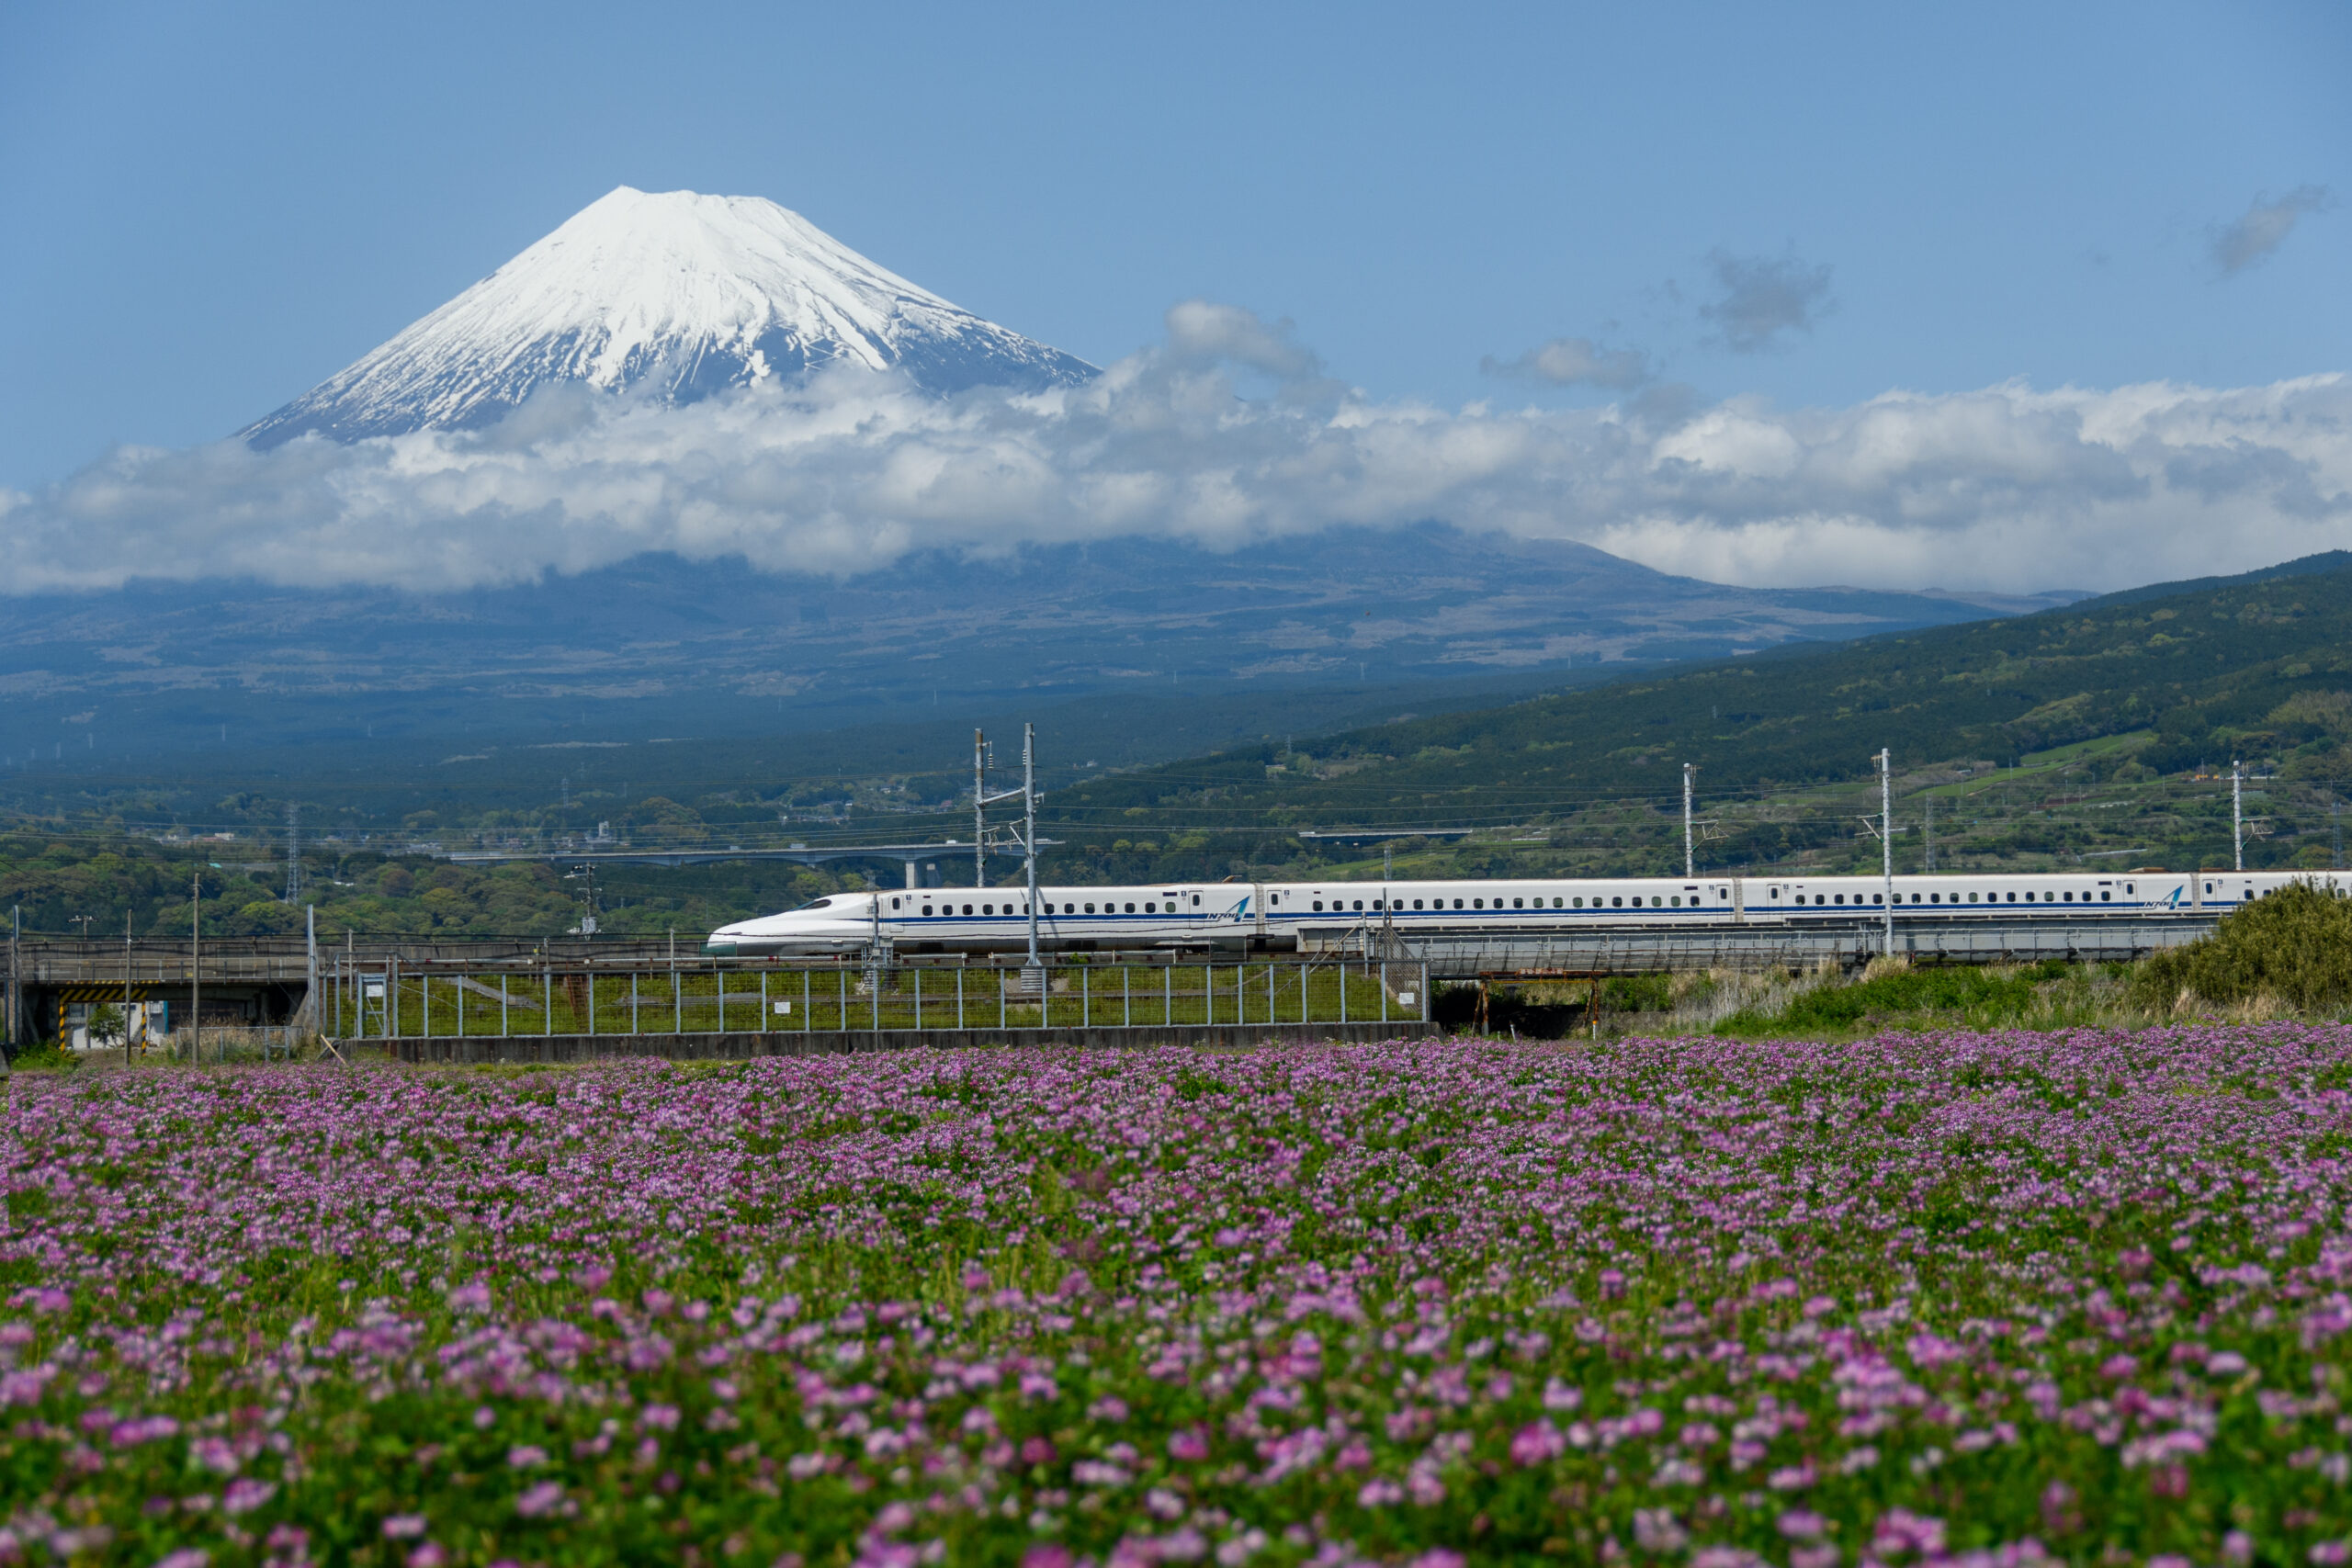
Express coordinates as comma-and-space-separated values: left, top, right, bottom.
4, 310, 2346, 598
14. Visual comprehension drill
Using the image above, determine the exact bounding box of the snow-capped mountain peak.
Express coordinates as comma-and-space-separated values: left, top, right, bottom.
243, 186, 1095, 446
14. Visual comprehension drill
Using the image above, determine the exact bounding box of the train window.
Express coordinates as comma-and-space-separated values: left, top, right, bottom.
1373, 899, 1385, 911
2125, 884, 2134, 895
1351, 899, 1364, 911
1555, 897, 1566, 908
1573, 897, 1584, 908
890, 897, 901, 909
1312, 900, 1323, 911
962, 904, 974, 915
1652, 896, 1664, 908
1414, 898, 1425, 909
1144, 902, 1155, 913
982, 904, 993, 916
1473, 898, 1484, 908
1513, 897, 1524, 908
1832, 894, 1843, 905
2203, 883, 2212, 895
1669, 896, 1679, 907
1084, 903, 1095, 914
1611, 897, 1623, 908
1124, 903, 1135, 913
1454, 898, 1464, 908
922, 905, 933, 916
2023, 892, 2033, 902
2100, 892, 2110, 902
1911, 894, 1921, 903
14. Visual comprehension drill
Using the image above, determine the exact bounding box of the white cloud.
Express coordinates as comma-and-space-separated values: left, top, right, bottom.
1, 306, 2346, 599
1482, 336, 1651, 389
2211, 186, 2331, 276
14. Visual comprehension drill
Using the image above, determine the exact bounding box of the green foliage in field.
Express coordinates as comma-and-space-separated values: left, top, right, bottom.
1717, 965, 2049, 1036
2134, 879, 2352, 1010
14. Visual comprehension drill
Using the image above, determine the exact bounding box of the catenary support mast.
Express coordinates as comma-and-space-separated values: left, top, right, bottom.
974, 730, 988, 890
1683, 763, 1695, 879
1879, 748, 1894, 956
2233, 759, 2245, 872
1023, 724, 1042, 974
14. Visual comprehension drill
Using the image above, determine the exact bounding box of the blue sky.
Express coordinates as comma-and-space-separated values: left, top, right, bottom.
2, 1, 2347, 593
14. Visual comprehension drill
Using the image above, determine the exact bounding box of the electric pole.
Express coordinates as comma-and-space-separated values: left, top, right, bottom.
1925, 793, 1936, 874
1683, 763, 1696, 878
285, 803, 300, 903
973, 729, 989, 890
1879, 748, 1894, 956
2233, 759, 2244, 872
190, 867, 202, 1065
1023, 723, 1042, 978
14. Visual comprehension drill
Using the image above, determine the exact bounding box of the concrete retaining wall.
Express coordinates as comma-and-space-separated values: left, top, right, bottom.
387, 1020, 1437, 1064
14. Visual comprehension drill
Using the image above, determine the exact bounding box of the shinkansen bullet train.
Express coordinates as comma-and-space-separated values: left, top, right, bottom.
703, 869, 2344, 957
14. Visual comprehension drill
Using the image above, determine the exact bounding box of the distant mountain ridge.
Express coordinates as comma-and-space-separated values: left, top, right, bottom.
243, 186, 1096, 446
0, 525, 2078, 760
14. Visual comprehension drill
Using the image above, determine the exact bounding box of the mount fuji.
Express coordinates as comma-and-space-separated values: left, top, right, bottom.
243, 186, 1097, 446
0, 186, 2086, 765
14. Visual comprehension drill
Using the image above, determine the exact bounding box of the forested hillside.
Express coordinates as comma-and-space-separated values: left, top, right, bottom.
1037, 552, 2352, 878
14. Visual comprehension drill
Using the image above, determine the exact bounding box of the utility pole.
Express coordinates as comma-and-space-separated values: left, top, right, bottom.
284, 803, 300, 903
977, 725, 1043, 994
1023, 723, 1042, 979
1878, 749, 1894, 957
1683, 763, 1696, 878
190, 867, 202, 1065
2233, 759, 2244, 872
2334, 798, 2342, 871
1383, 843, 1393, 880
303, 903, 317, 1045
973, 729, 989, 891
1924, 793, 1935, 874
124, 910, 134, 1067
6, 905, 17, 1060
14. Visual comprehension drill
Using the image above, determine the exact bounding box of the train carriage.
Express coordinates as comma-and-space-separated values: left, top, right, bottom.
704, 869, 2346, 957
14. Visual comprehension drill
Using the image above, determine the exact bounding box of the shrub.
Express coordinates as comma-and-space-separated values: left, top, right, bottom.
1717, 965, 2041, 1036
2133, 878, 2352, 1010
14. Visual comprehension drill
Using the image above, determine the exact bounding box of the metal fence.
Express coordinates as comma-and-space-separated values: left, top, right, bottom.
323, 955, 1430, 1040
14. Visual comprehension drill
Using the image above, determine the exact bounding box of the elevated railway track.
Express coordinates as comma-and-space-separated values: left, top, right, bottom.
5, 908, 2222, 1052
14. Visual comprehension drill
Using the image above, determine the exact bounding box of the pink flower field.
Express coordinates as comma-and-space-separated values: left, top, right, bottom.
2, 1030, 2349, 1566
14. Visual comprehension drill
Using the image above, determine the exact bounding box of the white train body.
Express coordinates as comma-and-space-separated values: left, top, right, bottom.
704, 868, 2340, 957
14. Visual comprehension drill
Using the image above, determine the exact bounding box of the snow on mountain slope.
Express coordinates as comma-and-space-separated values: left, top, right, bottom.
243, 186, 1097, 446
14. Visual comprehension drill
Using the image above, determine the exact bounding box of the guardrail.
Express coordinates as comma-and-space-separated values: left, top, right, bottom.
324, 955, 1430, 1041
